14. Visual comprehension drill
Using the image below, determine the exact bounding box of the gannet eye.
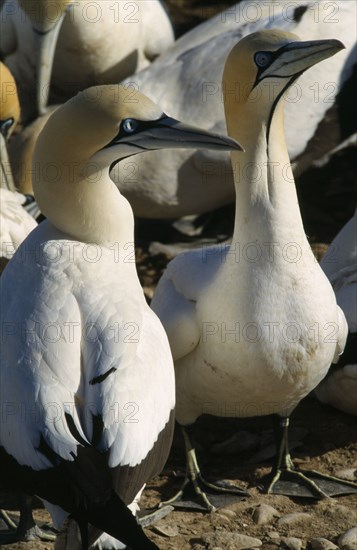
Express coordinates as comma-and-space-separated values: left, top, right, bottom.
254, 52, 272, 68
122, 119, 138, 133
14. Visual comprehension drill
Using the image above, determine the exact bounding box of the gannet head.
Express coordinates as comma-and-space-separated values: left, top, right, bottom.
19, 0, 73, 120
0, 63, 20, 140
33, 85, 240, 243
223, 29, 344, 132
34, 85, 241, 172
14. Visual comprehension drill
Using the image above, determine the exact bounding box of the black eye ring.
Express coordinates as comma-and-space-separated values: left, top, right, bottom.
254, 51, 272, 68
122, 118, 138, 133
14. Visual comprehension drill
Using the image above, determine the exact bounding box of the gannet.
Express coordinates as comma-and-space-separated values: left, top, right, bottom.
151, 29, 357, 507
0, 84, 240, 547
113, 0, 356, 218
315, 210, 357, 416
1, 0, 174, 121
0, 62, 37, 273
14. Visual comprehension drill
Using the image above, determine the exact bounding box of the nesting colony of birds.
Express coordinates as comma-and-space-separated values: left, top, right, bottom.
0, 1, 356, 549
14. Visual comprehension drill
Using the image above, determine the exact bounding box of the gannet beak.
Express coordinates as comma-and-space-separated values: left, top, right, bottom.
0, 133, 16, 191
103, 115, 243, 163
257, 38, 345, 82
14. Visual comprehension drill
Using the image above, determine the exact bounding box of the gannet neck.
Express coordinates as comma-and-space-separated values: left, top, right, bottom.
227, 96, 305, 247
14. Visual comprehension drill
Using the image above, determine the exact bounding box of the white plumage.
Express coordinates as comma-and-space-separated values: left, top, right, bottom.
152, 29, 351, 501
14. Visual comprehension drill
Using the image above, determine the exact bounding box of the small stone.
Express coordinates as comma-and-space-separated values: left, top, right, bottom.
203, 531, 262, 549
151, 521, 178, 538
219, 508, 237, 518
214, 513, 230, 524
310, 538, 339, 550
253, 503, 280, 525
267, 531, 280, 540
278, 512, 311, 527
334, 468, 357, 482
338, 527, 357, 550
281, 536, 303, 550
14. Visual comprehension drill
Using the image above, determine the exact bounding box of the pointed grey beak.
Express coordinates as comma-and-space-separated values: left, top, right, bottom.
259, 38, 345, 82
133, 116, 243, 152
105, 115, 243, 159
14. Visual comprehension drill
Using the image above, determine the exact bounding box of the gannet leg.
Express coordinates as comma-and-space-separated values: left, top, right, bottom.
0, 496, 56, 543
266, 416, 357, 498
160, 426, 247, 512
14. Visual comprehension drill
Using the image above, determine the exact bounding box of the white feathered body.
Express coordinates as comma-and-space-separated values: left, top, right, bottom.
0, 219, 175, 472
153, 236, 347, 425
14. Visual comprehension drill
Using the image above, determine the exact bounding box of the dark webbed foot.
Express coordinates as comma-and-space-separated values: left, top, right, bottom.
263, 417, 357, 498
160, 426, 248, 512
0, 508, 56, 543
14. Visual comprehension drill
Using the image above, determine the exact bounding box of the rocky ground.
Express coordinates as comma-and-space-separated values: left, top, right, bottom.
1, 1, 356, 549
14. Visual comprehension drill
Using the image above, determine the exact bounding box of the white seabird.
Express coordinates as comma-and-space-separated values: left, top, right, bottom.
151, 29, 356, 507
0, 62, 37, 272
1, 0, 174, 121
0, 84, 240, 547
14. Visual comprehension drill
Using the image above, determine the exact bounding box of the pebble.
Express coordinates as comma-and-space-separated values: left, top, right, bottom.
151, 522, 178, 538
278, 512, 311, 527
338, 527, 357, 550
267, 531, 280, 540
281, 536, 303, 550
214, 513, 230, 524
219, 508, 237, 518
253, 503, 280, 525
334, 468, 357, 482
310, 538, 339, 550
203, 532, 262, 549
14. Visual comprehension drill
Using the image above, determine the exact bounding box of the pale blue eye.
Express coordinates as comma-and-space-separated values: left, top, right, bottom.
122, 119, 138, 133
255, 52, 272, 68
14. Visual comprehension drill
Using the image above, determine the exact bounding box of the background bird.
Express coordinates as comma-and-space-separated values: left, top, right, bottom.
315, 209, 357, 416
1, 0, 174, 121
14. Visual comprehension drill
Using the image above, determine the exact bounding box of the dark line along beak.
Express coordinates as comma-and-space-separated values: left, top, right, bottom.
106, 115, 243, 155
257, 38, 345, 83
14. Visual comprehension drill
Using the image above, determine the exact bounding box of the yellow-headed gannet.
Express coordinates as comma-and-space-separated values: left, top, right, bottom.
1, 0, 174, 122
151, 29, 357, 508
0, 62, 37, 274
0, 84, 240, 547
315, 209, 357, 416
114, 0, 356, 218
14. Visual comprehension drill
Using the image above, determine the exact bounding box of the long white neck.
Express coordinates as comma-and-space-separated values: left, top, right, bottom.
228, 98, 307, 250
33, 141, 135, 247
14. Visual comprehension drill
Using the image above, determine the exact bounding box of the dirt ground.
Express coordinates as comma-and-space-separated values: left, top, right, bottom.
1, 1, 356, 549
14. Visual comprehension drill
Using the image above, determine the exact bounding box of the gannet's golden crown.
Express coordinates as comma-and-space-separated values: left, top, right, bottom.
19, 0, 72, 30
223, 29, 344, 105
34, 85, 165, 166
0, 63, 20, 138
